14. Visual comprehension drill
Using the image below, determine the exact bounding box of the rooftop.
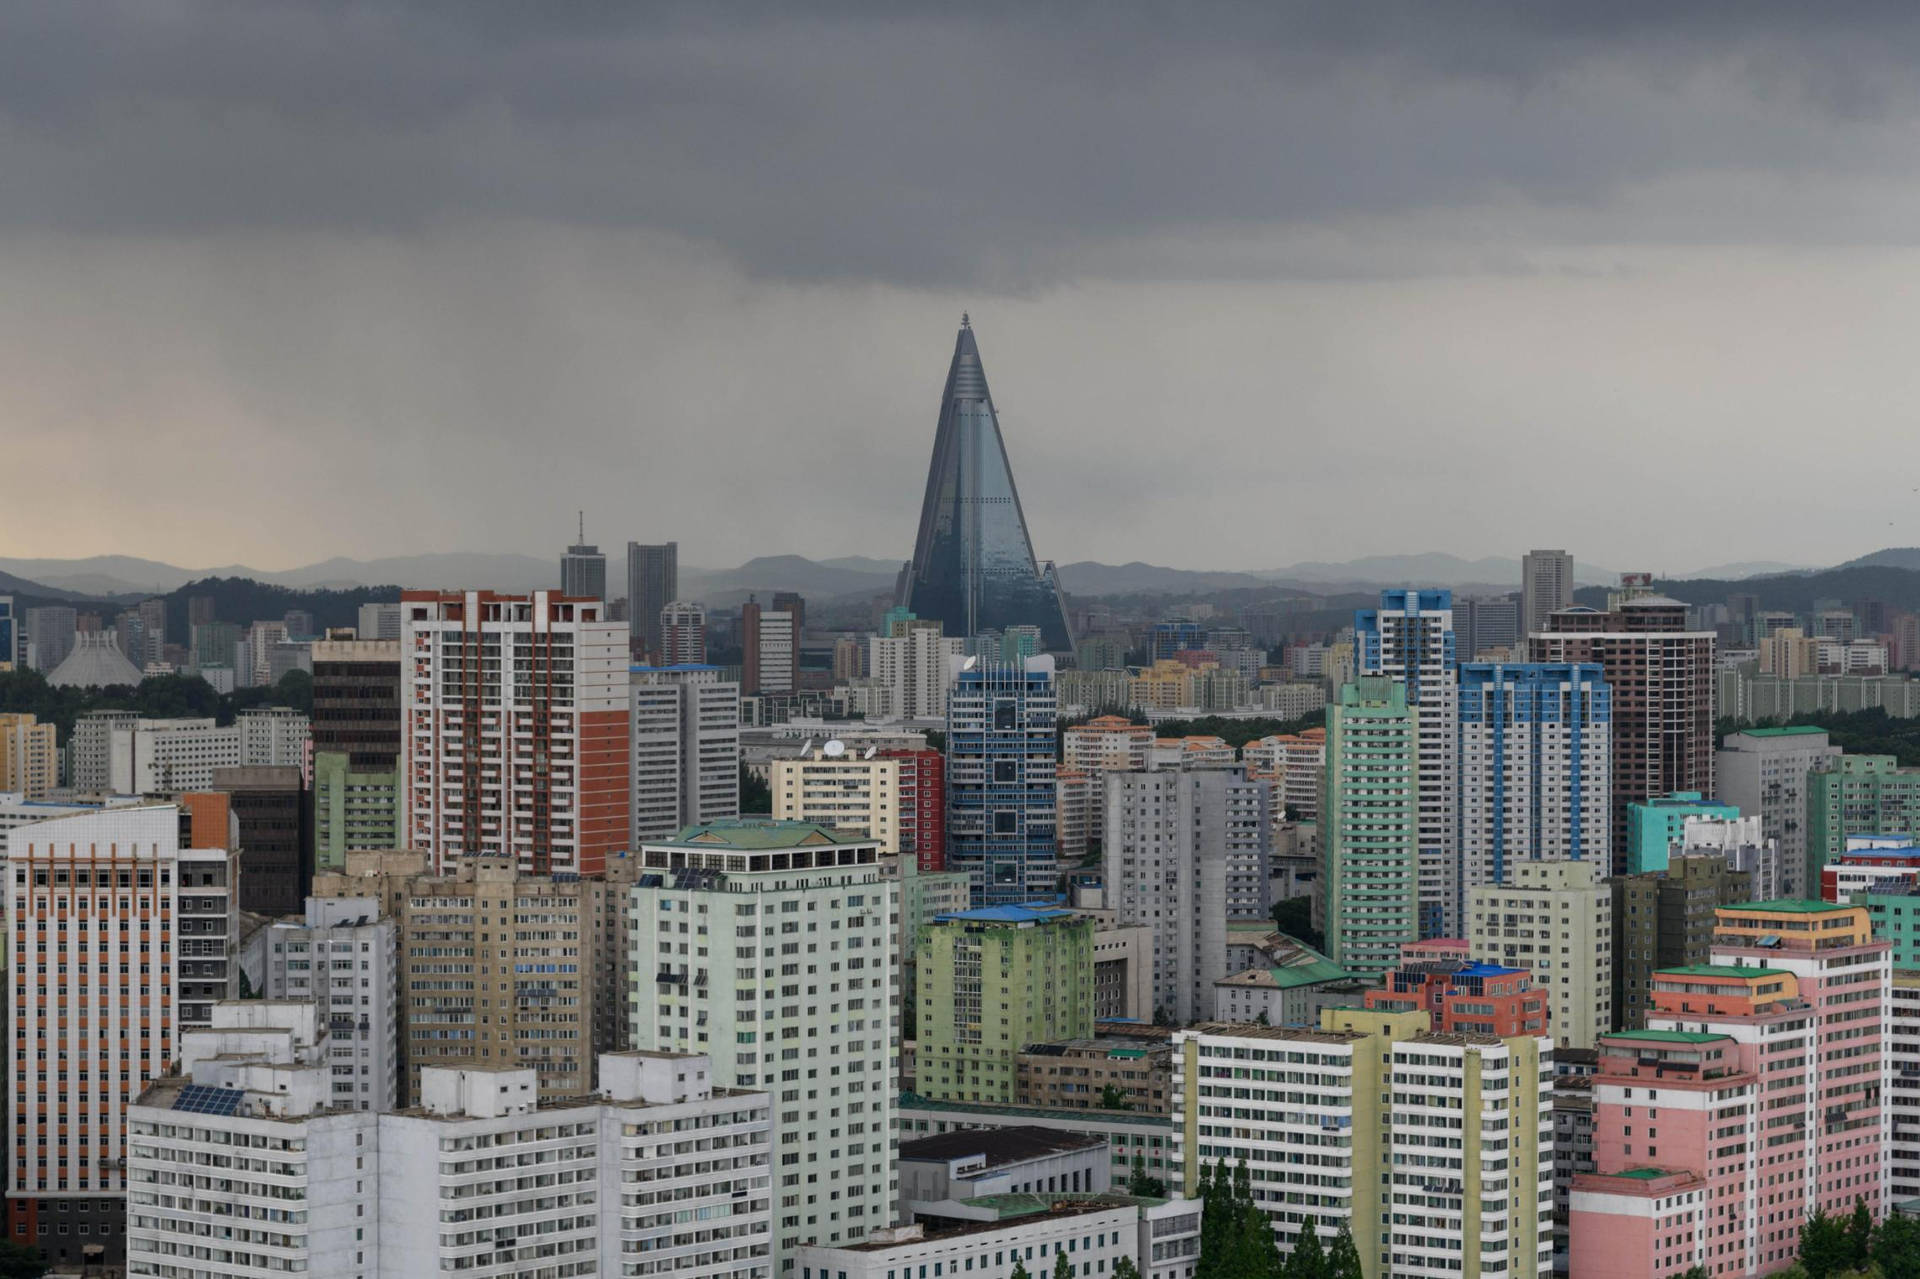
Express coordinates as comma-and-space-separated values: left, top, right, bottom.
935, 903, 1083, 926
840, 1194, 1159, 1251
1720, 899, 1848, 914
899, 1126, 1107, 1168
897, 1093, 1172, 1129
1656, 964, 1790, 979
1186, 1022, 1366, 1045
1736, 726, 1830, 738
1605, 1030, 1727, 1045
653, 818, 876, 851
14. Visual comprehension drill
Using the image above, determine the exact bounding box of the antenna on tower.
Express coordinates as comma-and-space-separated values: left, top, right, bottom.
578, 510, 585, 543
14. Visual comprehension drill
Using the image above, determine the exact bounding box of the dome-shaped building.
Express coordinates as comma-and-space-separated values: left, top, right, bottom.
47, 631, 144, 689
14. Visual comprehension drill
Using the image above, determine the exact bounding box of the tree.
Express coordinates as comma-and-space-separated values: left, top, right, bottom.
1326, 1223, 1364, 1279
1270, 896, 1324, 952
1053, 1249, 1073, 1279
1099, 1083, 1134, 1111
0, 1241, 45, 1279
1873, 1210, 1920, 1279
1799, 1209, 1852, 1279
1112, 1259, 1141, 1279
739, 763, 771, 814
1847, 1197, 1873, 1267
1128, 1152, 1164, 1198
1284, 1220, 1328, 1279
1676, 1267, 1711, 1279
1010, 1260, 1030, 1279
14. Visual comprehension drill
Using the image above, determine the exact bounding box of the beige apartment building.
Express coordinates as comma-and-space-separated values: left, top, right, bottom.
771, 746, 903, 852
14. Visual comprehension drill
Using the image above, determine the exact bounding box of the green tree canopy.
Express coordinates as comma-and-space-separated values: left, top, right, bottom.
1800, 1209, 1852, 1279
1873, 1210, 1920, 1279
1847, 1198, 1873, 1267
1326, 1223, 1364, 1279
1284, 1220, 1329, 1279
1099, 1083, 1134, 1111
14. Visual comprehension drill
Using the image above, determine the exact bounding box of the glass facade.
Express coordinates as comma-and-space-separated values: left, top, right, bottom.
945, 657, 1059, 906
900, 320, 1073, 652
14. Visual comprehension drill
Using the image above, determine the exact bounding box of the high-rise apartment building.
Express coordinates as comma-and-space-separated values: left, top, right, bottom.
363, 853, 610, 1099
659, 600, 708, 664
1893, 970, 1920, 1204
1062, 714, 1155, 774
1324, 677, 1420, 978
4, 804, 234, 1265
1571, 901, 1890, 1278
1357, 589, 1458, 936
1457, 662, 1611, 895
560, 513, 607, 600
1171, 1011, 1553, 1279
136, 596, 167, 668
22, 605, 74, 672
311, 634, 403, 871
212, 764, 313, 916
237, 704, 312, 769
946, 655, 1059, 905
126, 1026, 774, 1279
1530, 598, 1716, 871
898, 318, 1073, 652
1455, 593, 1522, 659
0, 714, 57, 798
773, 746, 902, 852
1806, 753, 1920, 896
627, 820, 896, 1270
401, 589, 629, 876
627, 541, 678, 661
1242, 728, 1325, 822
261, 895, 401, 1112
1520, 549, 1575, 638
1467, 859, 1613, 1049
741, 598, 796, 695
1610, 852, 1755, 1030
1105, 768, 1272, 1022
629, 663, 741, 840
870, 624, 965, 718
1624, 790, 1743, 874
882, 747, 946, 871
916, 903, 1093, 1104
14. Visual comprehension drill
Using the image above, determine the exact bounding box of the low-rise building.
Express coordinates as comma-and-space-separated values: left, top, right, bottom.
898, 1127, 1110, 1220
1015, 1036, 1172, 1113
796, 1193, 1198, 1279
1211, 932, 1354, 1027
896, 1094, 1177, 1196
1363, 959, 1550, 1037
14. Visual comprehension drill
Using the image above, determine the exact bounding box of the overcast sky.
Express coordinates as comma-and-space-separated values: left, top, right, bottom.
8, 1, 1920, 574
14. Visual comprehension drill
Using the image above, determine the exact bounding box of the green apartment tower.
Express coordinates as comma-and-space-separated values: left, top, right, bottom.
916, 903, 1093, 1104
1808, 754, 1920, 886
1324, 676, 1420, 978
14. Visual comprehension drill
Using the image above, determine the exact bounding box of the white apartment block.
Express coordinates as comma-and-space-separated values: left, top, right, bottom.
796, 1194, 1201, 1279
237, 705, 312, 771
870, 628, 964, 720
1467, 860, 1614, 1050
243, 620, 288, 687
1170, 1017, 1553, 1279
1104, 770, 1272, 1023
1892, 970, 1920, 1204
109, 719, 241, 793
71, 709, 139, 792
126, 1018, 775, 1279
1715, 726, 1840, 899
772, 749, 903, 853
1259, 681, 1329, 719
753, 610, 798, 696
631, 665, 741, 842
6, 804, 235, 1264
402, 590, 631, 876
628, 820, 897, 1272
1675, 814, 1784, 903
1242, 732, 1324, 821
262, 896, 401, 1112
1062, 717, 1154, 774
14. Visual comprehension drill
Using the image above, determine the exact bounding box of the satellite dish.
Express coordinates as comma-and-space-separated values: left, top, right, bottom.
864, 746, 876, 759
824, 740, 847, 757
799, 739, 815, 756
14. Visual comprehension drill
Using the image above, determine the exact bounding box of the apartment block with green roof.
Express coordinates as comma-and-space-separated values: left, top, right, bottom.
1806, 754, 1920, 889
917, 904, 1094, 1105
1324, 677, 1419, 978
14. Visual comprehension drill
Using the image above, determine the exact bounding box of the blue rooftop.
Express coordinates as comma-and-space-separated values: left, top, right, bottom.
935, 903, 1080, 925
630, 663, 721, 673
1456, 962, 1527, 978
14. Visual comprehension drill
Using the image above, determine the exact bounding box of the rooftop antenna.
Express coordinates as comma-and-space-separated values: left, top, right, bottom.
578, 510, 585, 543
961, 311, 970, 329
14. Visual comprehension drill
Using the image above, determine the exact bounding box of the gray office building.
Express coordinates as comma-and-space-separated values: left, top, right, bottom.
626, 541, 678, 661
561, 513, 607, 601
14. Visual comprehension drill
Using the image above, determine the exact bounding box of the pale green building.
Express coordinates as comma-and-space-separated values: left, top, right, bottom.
892, 859, 971, 1040
1807, 754, 1920, 886
917, 904, 1093, 1105
1324, 676, 1419, 978
311, 750, 403, 872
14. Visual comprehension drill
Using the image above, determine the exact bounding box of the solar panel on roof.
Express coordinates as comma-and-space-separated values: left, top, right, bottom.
173, 1084, 242, 1116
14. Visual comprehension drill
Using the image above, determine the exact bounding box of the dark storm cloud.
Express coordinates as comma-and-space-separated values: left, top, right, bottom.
5, 2, 1920, 284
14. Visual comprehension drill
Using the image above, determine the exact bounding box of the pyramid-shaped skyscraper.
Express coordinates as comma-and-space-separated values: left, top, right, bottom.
898, 317, 1073, 652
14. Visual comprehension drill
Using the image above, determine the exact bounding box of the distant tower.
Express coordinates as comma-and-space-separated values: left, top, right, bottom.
1520, 549, 1574, 637
561, 511, 607, 601
627, 542, 678, 661
898, 318, 1073, 652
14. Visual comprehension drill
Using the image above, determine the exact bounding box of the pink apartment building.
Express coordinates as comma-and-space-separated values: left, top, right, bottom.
1571, 901, 1890, 1279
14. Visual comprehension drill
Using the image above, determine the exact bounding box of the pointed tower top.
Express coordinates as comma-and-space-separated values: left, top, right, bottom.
961, 311, 970, 329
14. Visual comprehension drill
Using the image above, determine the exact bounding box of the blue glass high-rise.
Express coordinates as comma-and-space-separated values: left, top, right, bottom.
899, 318, 1073, 653
945, 655, 1059, 905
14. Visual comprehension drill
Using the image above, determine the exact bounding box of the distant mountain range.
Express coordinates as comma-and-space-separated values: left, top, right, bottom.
0, 548, 1841, 607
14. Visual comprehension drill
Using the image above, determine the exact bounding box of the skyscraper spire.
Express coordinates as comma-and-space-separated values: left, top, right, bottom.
898, 319, 1072, 651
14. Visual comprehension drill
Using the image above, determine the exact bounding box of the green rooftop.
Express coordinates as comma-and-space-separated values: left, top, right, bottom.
1607, 1030, 1727, 1044
659, 818, 874, 850
960, 1192, 1166, 1220
1658, 964, 1789, 979
1721, 899, 1846, 914
1606, 1168, 1685, 1181
1736, 726, 1830, 738
898, 1092, 1172, 1129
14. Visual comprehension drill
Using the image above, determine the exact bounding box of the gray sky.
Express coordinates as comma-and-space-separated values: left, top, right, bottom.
8, 1, 1920, 573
